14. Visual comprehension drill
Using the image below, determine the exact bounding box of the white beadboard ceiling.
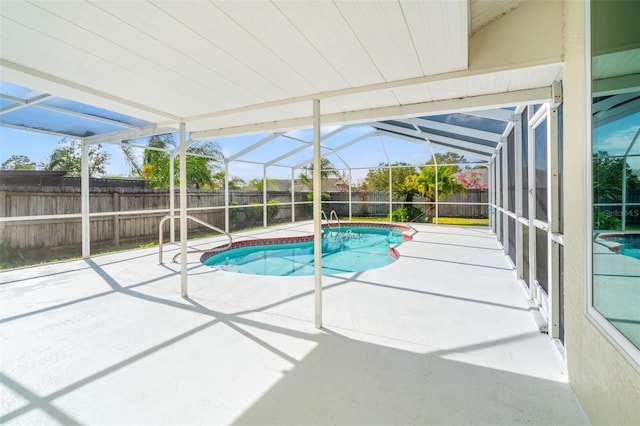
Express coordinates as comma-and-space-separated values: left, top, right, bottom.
0, 0, 560, 139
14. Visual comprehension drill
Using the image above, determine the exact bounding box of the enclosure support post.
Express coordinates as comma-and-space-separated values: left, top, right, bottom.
434, 157, 439, 224
348, 168, 353, 220
312, 99, 322, 329
549, 103, 560, 338
179, 122, 188, 298
81, 139, 90, 258
291, 168, 295, 223
169, 155, 175, 243
263, 165, 268, 227
224, 161, 230, 234
388, 164, 392, 222
488, 161, 494, 230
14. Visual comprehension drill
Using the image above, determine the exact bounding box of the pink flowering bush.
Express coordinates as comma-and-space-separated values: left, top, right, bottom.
456, 170, 488, 189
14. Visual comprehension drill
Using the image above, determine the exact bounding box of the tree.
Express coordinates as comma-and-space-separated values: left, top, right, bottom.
41, 138, 110, 177
1, 155, 36, 170
138, 134, 223, 189
593, 151, 640, 204
248, 177, 278, 191
211, 171, 246, 190
364, 162, 417, 192
414, 164, 464, 223
426, 152, 467, 171
299, 157, 339, 188
392, 163, 464, 223
593, 151, 640, 230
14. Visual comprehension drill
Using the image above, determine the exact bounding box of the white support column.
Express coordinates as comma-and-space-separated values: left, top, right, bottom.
291, 168, 295, 222
490, 160, 496, 232
388, 164, 393, 221
179, 122, 188, 298
312, 99, 322, 329
435, 163, 439, 224
81, 140, 90, 258
549, 104, 560, 338
527, 111, 537, 299
169, 155, 176, 243
263, 165, 268, 227
348, 168, 353, 220
502, 137, 509, 255
496, 152, 502, 242
224, 161, 230, 234
514, 113, 524, 281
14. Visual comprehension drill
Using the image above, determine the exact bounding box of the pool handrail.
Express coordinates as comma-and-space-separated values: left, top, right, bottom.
329, 210, 340, 230
158, 214, 233, 264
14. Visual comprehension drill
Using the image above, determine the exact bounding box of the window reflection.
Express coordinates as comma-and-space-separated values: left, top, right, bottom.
591, 0, 640, 351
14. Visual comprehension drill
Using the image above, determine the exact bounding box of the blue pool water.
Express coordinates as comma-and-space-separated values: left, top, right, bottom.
203, 227, 404, 276
616, 237, 640, 260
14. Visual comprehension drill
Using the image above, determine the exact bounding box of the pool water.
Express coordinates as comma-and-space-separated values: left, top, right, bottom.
203, 227, 404, 276
616, 237, 640, 260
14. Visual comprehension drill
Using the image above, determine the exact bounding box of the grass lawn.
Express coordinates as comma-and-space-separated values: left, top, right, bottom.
435, 217, 489, 226
346, 216, 489, 226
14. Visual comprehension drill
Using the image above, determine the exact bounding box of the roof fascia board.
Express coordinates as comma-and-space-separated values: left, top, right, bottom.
191, 86, 552, 140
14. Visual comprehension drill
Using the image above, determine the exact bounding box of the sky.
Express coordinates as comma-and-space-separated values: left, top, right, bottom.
0, 80, 493, 184
0, 124, 451, 184
2, 110, 637, 184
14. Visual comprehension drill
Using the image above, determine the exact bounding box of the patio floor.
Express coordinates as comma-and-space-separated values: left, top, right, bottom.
0, 222, 588, 425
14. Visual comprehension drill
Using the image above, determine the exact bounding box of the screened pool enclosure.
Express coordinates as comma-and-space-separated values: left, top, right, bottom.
1, 78, 568, 338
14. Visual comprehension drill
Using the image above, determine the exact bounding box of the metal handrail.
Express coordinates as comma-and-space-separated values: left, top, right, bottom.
158, 215, 232, 264
321, 210, 329, 225
329, 210, 340, 230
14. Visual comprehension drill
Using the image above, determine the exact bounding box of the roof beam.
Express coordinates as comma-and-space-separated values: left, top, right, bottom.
190, 86, 551, 139
226, 133, 283, 161
292, 131, 377, 169
462, 108, 513, 122
407, 117, 503, 143
0, 122, 74, 139
377, 130, 490, 160
0, 93, 52, 114
264, 126, 352, 167
373, 121, 496, 154
83, 126, 178, 145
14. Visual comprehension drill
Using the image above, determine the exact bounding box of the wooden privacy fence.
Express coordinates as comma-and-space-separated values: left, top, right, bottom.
0, 186, 487, 254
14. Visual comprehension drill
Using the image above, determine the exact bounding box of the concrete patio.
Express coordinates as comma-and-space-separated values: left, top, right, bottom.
0, 222, 588, 425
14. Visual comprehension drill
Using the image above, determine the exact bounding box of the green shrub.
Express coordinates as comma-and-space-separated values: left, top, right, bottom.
594, 210, 621, 230
306, 192, 331, 202
392, 206, 423, 222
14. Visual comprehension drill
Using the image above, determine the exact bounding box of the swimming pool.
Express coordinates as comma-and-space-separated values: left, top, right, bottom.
615, 237, 640, 259
202, 224, 412, 276
596, 233, 640, 260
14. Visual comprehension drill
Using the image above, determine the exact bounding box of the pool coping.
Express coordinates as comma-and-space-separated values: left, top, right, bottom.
200, 222, 414, 264
595, 232, 640, 254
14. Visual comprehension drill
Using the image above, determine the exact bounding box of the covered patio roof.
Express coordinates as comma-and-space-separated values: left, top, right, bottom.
1, 0, 562, 144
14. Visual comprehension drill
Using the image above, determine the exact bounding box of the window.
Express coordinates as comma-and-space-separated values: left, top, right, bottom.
590, 0, 640, 356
